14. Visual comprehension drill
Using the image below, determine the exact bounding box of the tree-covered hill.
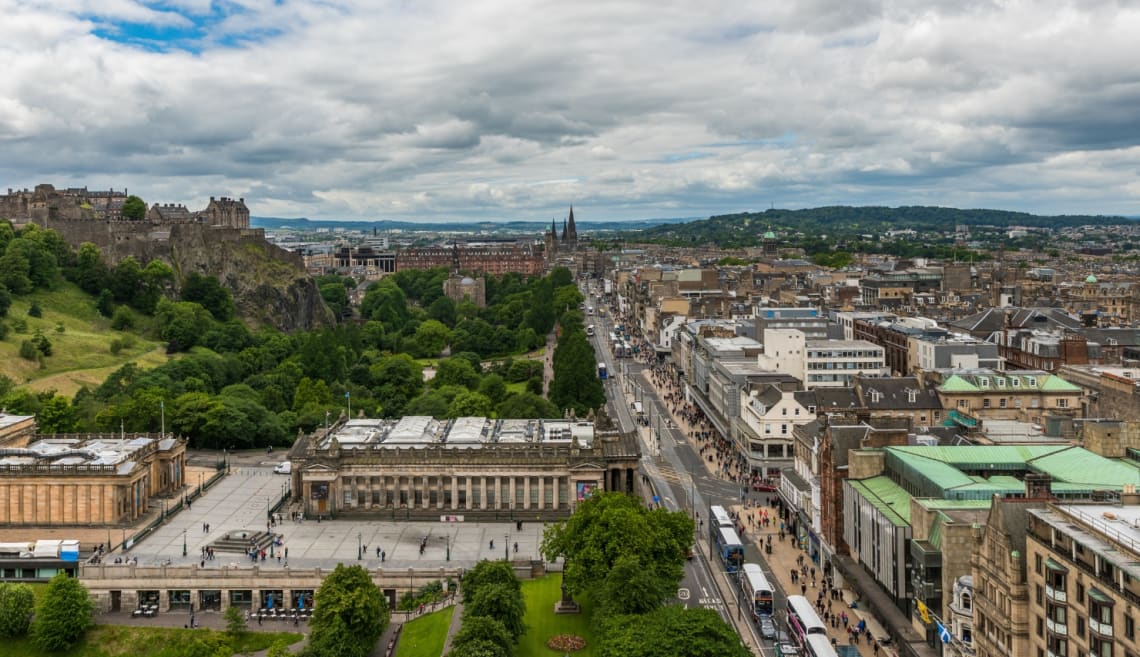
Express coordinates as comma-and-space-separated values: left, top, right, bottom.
624, 206, 1133, 248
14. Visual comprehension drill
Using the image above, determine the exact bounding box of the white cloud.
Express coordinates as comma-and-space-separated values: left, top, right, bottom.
0, 0, 1138, 221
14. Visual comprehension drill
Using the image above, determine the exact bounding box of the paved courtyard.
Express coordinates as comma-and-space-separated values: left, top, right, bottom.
121, 465, 551, 569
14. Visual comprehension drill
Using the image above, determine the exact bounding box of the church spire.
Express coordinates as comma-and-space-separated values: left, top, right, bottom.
561, 218, 568, 241
567, 205, 577, 242
551, 216, 558, 237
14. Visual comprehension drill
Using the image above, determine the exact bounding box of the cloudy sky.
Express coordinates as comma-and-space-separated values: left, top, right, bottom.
2, 1, 1139, 222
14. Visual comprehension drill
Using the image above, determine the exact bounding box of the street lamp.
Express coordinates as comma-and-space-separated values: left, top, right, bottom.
182, 529, 187, 557
445, 534, 451, 562
357, 533, 362, 561
504, 534, 509, 561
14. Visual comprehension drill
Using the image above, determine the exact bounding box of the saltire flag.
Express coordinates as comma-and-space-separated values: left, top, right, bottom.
937, 621, 952, 644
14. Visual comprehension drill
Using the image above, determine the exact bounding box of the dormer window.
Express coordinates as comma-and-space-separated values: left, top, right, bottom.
869, 390, 882, 403
907, 389, 917, 403
979, 378, 990, 389
996, 378, 1006, 388
1028, 378, 1038, 388
1011, 378, 1021, 388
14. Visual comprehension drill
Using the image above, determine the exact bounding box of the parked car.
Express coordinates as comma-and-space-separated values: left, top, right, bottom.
273, 461, 292, 474
759, 616, 778, 640
776, 642, 801, 657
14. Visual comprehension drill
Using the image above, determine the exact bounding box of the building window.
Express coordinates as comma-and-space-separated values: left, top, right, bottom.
1126, 614, 1134, 640
1076, 582, 1084, 605
1036, 585, 1044, 606
983, 398, 991, 408
999, 398, 1007, 408
1036, 554, 1043, 575
958, 399, 969, 409
1057, 399, 1069, 408
1037, 616, 1044, 637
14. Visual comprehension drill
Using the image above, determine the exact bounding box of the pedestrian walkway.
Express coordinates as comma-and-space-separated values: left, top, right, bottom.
730, 501, 898, 657
440, 601, 465, 655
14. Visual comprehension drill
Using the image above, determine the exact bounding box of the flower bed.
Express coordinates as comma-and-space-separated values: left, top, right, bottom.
546, 633, 587, 652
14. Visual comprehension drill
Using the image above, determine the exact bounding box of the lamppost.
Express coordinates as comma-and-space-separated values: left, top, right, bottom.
182, 529, 187, 557
504, 533, 509, 561
445, 534, 451, 562
357, 533, 362, 561
160, 399, 165, 439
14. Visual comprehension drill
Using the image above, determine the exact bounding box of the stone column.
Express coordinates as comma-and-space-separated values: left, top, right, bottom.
509, 476, 517, 512
451, 477, 459, 510
523, 477, 531, 510
423, 475, 431, 509
537, 477, 545, 510
466, 477, 473, 510
480, 477, 488, 509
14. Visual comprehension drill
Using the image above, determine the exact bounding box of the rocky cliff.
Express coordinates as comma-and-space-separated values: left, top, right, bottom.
26, 218, 335, 332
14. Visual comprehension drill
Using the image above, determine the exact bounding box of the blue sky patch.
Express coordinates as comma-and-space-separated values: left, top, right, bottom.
87, 2, 280, 53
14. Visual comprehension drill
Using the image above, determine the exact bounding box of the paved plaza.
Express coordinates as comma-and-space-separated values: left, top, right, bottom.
123, 466, 551, 569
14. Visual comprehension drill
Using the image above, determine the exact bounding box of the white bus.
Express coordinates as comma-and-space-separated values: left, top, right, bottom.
741, 563, 774, 618
786, 595, 827, 646
804, 635, 839, 657
710, 505, 734, 528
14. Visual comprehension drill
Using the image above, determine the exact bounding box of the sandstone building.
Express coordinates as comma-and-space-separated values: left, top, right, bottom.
0, 433, 187, 526
286, 417, 641, 520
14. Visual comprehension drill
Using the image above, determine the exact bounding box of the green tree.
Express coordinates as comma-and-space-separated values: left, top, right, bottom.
19, 340, 37, 361
181, 272, 235, 321
447, 639, 507, 657
0, 582, 35, 638
495, 392, 558, 419
30, 572, 94, 652
306, 564, 389, 657
36, 394, 77, 433
448, 615, 514, 657
31, 329, 52, 356
155, 299, 214, 351
0, 284, 10, 318
224, 604, 247, 639
70, 242, 107, 294
478, 374, 507, 405
121, 194, 147, 220
549, 331, 604, 415
111, 305, 134, 330
541, 492, 692, 611
461, 560, 521, 604
0, 246, 32, 294
447, 391, 493, 418
427, 296, 457, 326
433, 357, 481, 390
464, 582, 526, 641
96, 288, 115, 317
412, 319, 451, 358
597, 605, 750, 657
27, 302, 42, 318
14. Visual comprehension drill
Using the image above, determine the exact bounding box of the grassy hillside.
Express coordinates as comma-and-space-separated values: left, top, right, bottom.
1, 283, 170, 396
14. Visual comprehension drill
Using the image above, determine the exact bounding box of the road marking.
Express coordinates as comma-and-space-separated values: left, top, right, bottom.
678, 588, 690, 600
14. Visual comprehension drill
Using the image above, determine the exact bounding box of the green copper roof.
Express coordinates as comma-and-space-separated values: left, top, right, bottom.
848, 476, 911, 527
939, 375, 979, 392
1039, 375, 1081, 392
763, 230, 777, 239
1086, 274, 1098, 283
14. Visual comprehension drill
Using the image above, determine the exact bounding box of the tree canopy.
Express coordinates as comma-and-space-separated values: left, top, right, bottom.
30, 572, 94, 652
596, 605, 751, 657
306, 564, 389, 657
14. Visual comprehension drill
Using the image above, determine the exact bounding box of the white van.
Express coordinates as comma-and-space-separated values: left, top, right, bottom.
273, 461, 292, 474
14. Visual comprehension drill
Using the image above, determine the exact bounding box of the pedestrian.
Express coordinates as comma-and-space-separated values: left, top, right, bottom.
381, 550, 386, 562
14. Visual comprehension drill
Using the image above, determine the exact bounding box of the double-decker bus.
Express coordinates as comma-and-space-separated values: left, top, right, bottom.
741, 563, 774, 618
803, 634, 839, 657
786, 595, 827, 646
597, 363, 607, 380
714, 526, 745, 573
710, 505, 734, 529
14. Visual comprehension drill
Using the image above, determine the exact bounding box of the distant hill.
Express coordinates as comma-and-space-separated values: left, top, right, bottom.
250, 216, 698, 234
621, 206, 1135, 248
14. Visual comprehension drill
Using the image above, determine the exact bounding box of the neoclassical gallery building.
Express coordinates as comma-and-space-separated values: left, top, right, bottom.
286, 416, 641, 520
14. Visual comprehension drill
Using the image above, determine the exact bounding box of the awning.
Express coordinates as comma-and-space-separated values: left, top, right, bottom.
1088, 587, 1114, 604
1045, 557, 1069, 573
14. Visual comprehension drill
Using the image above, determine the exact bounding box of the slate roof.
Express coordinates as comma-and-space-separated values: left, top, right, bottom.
949, 306, 1082, 336
855, 376, 942, 410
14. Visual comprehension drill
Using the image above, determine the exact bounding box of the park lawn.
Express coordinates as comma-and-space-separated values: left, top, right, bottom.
505, 381, 527, 395
518, 575, 596, 657
2, 626, 302, 657
394, 606, 455, 657
1, 283, 167, 392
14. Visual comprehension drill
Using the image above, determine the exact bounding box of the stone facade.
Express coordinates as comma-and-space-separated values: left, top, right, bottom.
81, 562, 469, 613
443, 275, 487, 308
0, 434, 187, 526
397, 241, 545, 276
287, 418, 641, 520
971, 497, 1042, 657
